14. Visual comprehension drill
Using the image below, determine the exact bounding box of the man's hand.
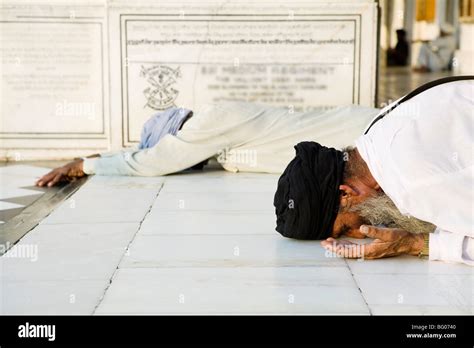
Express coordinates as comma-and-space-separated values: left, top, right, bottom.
321, 225, 425, 259
36, 159, 86, 187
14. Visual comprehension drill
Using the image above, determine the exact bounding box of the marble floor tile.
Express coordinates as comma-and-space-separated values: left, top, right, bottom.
95, 267, 369, 314
0, 164, 52, 178
2, 193, 44, 206
347, 255, 473, 275
0, 201, 24, 210
41, 187, 160, 224
354, 274, 473, 315
0, 279, 107, 314
84, 175, 165, 190
160, 177, 279, 193
120, 234, 345, 268
152, 191, 274, 212
0, 175, 40, 189
0, 222, 140, 281
139, 211, 276, 235
0, 186, 41, 200
164, 169, 272, 181
369, 304, 473, 315
0, 165, 51, 224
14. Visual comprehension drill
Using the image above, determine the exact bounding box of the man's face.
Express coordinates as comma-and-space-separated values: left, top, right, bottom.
329, 182, 379, 239
330, 192, 436, 238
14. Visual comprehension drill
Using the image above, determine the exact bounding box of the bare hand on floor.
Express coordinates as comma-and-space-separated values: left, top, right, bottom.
36, 159, 86, 187
321, 225, 424, 259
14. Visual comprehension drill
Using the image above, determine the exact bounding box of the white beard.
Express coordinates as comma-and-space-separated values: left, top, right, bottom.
350, 192, 435, 234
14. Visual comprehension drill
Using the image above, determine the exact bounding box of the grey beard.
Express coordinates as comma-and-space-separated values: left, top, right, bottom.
349, 192, 436, 234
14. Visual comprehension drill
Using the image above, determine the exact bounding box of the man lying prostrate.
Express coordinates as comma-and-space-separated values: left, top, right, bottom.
274, 76, 473, 265
36, 101, 379, 186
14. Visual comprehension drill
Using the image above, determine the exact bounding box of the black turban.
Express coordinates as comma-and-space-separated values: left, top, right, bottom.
274, 142, 345, 240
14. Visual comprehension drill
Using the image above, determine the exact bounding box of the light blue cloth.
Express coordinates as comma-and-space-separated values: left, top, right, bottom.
138, 107, 192, 149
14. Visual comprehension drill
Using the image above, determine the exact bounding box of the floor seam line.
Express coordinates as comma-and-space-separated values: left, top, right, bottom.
345, 259, 372, 315
91, 184, 164, 314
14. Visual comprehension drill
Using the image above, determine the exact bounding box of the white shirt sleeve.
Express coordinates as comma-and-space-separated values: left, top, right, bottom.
429, 227, 474, 266
82, 134, 227, 176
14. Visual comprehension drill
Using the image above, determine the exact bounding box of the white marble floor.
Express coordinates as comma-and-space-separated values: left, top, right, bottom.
0, 165, 53, 224
0, 168, 472, 315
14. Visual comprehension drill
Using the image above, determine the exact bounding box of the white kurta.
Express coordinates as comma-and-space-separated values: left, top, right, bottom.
356, 80, 474, 265
417, 36, 456, 72
83, 101, 379, 176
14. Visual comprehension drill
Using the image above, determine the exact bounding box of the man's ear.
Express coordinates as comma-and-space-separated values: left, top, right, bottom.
339, 184, 359, 208
339, 184, 359, 196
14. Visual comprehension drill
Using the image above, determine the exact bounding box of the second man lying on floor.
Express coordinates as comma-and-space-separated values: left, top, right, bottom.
36, 101, 378, 184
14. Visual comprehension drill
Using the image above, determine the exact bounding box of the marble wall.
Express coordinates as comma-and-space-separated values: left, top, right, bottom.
0, 0, 378, 159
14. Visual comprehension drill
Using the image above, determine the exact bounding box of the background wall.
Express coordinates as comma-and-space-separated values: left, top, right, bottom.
0, 0, 379, 160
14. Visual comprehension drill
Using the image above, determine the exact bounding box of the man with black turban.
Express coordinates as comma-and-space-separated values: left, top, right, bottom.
274, 77, 474, 265
274, 142, 345, 240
